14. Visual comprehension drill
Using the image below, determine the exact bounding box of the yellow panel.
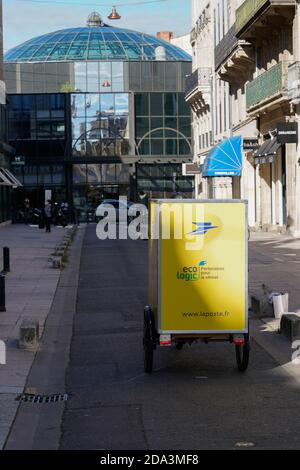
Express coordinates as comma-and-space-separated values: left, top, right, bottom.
148, 201, 159, 319
160, 202, 247, 332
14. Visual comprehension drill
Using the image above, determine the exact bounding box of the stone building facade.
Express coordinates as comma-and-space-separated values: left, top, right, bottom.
187, 0, 300, 236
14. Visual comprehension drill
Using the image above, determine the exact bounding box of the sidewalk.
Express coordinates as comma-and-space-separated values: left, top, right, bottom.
0, 224, 69, 449
249, 231, 300, 312
249, 232, 300, 383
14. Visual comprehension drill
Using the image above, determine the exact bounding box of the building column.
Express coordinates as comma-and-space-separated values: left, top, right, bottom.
259, 164, 272, 229
212, 176, 232, 199
275, 150, 283, 227
296, 132, 300, 235
255, 164, 260, 228
242, 157, 255, 227
286, 143, 297, 233
293, 3, 300, 236
271, 161, 276, 226
294, 104, 300, 236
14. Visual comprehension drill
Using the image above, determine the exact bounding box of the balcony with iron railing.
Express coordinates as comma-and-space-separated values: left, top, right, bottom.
214, 24, 254, 82
246, 61, 289, 112
185, 67, 211, 98
236, 0, 294, 38
215, 25, 238, 71
185, 68, 211, 114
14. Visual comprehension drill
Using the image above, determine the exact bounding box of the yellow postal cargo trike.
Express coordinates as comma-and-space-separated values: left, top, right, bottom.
143, 199, 249, 373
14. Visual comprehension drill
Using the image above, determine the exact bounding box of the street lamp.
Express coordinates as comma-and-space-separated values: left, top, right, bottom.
108, 6, 121, 20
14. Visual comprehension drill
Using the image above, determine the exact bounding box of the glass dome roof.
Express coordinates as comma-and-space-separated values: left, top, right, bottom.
5, 17, 191, 63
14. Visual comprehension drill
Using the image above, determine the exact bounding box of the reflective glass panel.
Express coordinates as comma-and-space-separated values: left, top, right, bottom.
24, 165, 38, 185
165, 139, 178, 155
114, 116, 129, 138
99, 62, 112, 92
72, 117, 86, 140
150, 118, 164, 137
73, 164, 87, 184
151, 139, 164, 156
136, 117, 149, 138
112, 62, 124, 92
179, 117, 191, 138
116, 164, 130, 183
115, 94, 128, 115
72, 140, 86, 157
179, 139, 191, 155
150, 94, 163, 116
100, 94, 114, 115
87, 164, 101, 183
71, 93, 85, 117
164, 94, 177, 116
38, 165, 52, 184
135, 94, 149, 116
74, 62, 87, 92
5, 27, 191, 63
86, 94, 100, 117
102, 164, 116, 183
87, 62, 99, 93
52, 165, 65, 184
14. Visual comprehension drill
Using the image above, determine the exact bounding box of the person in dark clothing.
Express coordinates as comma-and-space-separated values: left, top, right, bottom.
24, 198, 30, 224
44, 200, 52, 233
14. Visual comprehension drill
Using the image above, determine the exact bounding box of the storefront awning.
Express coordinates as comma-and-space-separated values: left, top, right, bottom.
202, 136, 242, 177
0, 168, 22, 187
254, 139, 281, 165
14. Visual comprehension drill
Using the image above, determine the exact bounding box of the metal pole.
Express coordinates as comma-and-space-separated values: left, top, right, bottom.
0, 274, 6, 312
3, 247, 10, 273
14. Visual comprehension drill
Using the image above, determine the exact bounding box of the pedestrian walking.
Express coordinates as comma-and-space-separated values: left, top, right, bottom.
44, 200, 52, 233
24, 198, 30, 224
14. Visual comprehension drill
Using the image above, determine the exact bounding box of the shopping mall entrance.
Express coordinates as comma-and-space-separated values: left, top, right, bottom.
73, 184, 127, 223
11, 186, 67, 223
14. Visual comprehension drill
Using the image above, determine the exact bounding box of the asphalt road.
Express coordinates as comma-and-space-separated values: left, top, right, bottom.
60, 225, 300, 450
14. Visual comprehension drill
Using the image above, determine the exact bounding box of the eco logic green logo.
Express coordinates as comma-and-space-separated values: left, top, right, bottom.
177, 260, 225, 282
177, 261, 207, 281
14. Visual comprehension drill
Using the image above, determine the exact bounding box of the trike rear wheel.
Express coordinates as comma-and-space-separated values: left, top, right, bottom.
143, 306, 154, 373
235, 339, 250, 372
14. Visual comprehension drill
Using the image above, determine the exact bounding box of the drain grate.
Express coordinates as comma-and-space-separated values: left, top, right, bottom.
16, 393, 69, 404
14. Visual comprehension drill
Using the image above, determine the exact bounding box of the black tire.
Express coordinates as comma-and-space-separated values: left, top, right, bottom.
143, 306, 154, 373
175, 342, 183, 350
236, 339, 250, 372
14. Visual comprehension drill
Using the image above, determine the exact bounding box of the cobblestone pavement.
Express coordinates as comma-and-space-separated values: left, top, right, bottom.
0, 224, 68, 449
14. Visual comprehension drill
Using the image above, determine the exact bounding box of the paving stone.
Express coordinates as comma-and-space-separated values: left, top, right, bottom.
0, 224, 67, 448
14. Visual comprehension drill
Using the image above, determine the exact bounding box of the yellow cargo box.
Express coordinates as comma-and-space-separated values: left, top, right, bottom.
148, 199, 248, 335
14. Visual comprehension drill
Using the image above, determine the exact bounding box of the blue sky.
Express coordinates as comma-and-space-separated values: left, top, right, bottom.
3, 0, 191, 52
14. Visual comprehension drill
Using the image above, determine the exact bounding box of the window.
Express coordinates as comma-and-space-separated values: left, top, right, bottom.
135, 93, 149, 116
135, 92, 191, 157
71, 92, 130, 157
99, 62, 112, 92
74, 62, 87, 92
136, 117, 149, 138
150, 94, 163, 116
136, 164, 193, 194
112, 62, 124, 92
87, 62, 99, 92
164, 94, 177, 116
8, 93, 66, 142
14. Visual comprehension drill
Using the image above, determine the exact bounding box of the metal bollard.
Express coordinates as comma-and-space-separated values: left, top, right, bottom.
3, 247, 10, 273
0, 274, 6, 312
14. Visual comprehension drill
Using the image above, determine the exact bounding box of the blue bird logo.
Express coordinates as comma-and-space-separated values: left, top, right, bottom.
189, 222, 218, 236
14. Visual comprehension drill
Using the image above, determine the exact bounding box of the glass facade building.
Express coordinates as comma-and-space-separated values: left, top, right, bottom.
5, 13, 193, 222
0, 0, 15, 226
5, 26, 191, 63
